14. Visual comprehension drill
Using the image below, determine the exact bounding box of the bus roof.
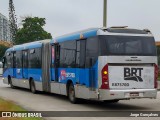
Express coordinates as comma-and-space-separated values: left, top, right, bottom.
51, 28, 99, 44
50, 27, 152, 44
6, 39, 51, 52
6, 27, 152, 52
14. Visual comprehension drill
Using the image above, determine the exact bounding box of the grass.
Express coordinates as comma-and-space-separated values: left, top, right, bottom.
0, 98, 42, 120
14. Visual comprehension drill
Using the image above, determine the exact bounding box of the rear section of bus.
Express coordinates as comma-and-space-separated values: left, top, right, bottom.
97, 28, 158, 100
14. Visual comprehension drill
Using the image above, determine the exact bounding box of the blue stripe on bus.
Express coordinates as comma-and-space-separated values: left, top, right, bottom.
3, 61, 98, 88
50, 62, 98, 88
51, 29, 98, 44
3, 68, 42, 82
4, 54, 99, 88
6, 42, 42, 52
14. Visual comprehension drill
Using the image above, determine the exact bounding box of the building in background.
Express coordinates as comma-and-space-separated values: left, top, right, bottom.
0, 13, 11, 42
156, 42, 160, 46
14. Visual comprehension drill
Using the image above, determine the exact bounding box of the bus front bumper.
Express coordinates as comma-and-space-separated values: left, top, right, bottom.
99, 89, 157, 100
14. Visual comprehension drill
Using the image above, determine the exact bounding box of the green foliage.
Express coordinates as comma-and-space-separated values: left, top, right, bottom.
0, 45, 9, 59
15, 17, 52, 45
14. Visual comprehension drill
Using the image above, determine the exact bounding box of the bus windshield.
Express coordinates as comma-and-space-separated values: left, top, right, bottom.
99, 35, 157, 56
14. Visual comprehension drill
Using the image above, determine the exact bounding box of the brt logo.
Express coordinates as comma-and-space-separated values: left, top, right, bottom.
124, 68, 143, 82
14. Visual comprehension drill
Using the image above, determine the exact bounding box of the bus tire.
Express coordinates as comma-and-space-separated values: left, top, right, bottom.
68, 83, 77, 104
9, 77, 15, 89
30, 80, 36, 94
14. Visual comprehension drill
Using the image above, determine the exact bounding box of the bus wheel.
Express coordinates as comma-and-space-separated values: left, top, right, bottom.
30, 80, 36, 94
68, 83, 77, 104
9, 78, 15, 89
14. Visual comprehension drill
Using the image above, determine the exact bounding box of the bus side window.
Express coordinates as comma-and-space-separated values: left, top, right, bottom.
13, 52, 16, 68
35, 48, 42, 68
52, 44, 60, 68
76, 41, 80, 67
86, 37, 98, 68
29, 48, 41, 68
2, 57, 6, 68
76, 40, 86, 68
5, 52, 12, 69
60, 41, 76, 68
2, 52, 12, 71
16, 51, 22, 68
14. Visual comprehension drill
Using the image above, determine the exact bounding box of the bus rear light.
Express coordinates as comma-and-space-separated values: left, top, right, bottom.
100, 64, 109, 89
154, 64, 158, 89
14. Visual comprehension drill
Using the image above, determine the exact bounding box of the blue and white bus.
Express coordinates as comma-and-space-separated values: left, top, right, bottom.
2, 27, 158, 103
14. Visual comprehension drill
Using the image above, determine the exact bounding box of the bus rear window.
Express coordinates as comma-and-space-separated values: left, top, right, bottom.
99, 36, 157, 56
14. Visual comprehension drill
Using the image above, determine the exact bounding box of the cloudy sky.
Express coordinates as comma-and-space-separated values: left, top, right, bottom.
0, 0, 160, 40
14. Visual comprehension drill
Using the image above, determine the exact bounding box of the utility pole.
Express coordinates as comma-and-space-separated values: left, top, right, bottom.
9, 0, 17, 45
103, 0, 107, 28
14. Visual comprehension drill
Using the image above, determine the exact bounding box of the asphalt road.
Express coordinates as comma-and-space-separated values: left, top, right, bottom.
0, 77, 160, 120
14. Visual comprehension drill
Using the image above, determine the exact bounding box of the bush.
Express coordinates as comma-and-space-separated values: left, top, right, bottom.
0, 45, 9, 60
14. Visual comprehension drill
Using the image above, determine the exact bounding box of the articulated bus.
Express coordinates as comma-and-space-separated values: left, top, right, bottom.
2, 27, 158, 103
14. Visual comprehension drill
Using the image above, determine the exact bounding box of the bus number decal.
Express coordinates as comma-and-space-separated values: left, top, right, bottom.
66, 73, 75, 78
60, 70, 75, 80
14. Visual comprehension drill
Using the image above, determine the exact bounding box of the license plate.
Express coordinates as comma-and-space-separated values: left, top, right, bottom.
130, 92, 139, 97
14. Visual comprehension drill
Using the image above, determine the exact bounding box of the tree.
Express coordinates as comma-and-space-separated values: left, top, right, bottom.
15, 17, 52, 45
0, 45, 9, 59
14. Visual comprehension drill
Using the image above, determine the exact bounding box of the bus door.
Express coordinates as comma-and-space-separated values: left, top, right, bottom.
14, 51, 23, 79
51, 44, 60, 82
22, 50, 28, 79
76, 40, 87, 85
42, 42, 51, 92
